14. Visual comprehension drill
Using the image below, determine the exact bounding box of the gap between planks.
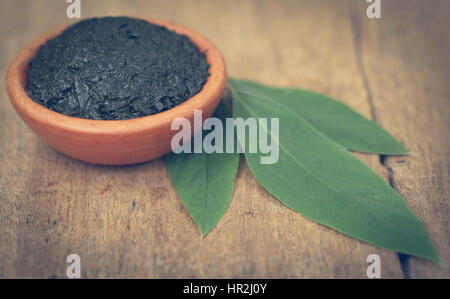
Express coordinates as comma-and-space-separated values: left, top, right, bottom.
347, 1, 411, 279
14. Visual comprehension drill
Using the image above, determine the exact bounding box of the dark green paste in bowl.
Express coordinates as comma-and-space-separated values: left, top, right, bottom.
25, 16, 210, 120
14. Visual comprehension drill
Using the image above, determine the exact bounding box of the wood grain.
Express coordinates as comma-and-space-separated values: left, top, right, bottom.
355, 0, 450, 278
0, 0, 447, 278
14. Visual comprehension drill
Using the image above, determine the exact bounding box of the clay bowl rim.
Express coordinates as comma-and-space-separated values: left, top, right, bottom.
6, 17, 227, 135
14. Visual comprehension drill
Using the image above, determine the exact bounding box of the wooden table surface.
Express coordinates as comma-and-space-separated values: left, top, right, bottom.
0, 0, 448, 279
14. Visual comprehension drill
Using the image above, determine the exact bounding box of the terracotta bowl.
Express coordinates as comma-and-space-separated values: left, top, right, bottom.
6, 18, 227, 165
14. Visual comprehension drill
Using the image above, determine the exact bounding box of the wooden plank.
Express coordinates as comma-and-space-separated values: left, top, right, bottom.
0, 0, 405, 278
357, 0, 450, 278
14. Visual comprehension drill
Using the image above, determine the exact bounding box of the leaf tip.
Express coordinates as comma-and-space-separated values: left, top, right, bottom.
429, 252, 442, 266
199, 227, 212, 238
391, 141, 411, 156
394, 144, 411, 156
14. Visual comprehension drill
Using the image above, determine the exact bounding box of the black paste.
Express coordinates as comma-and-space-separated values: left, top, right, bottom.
25, 17, 210, 120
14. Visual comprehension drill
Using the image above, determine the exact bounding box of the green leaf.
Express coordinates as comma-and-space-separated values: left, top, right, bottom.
228, 79, 439, 263
164, 101, 239, 236
228, 78, 409, 155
